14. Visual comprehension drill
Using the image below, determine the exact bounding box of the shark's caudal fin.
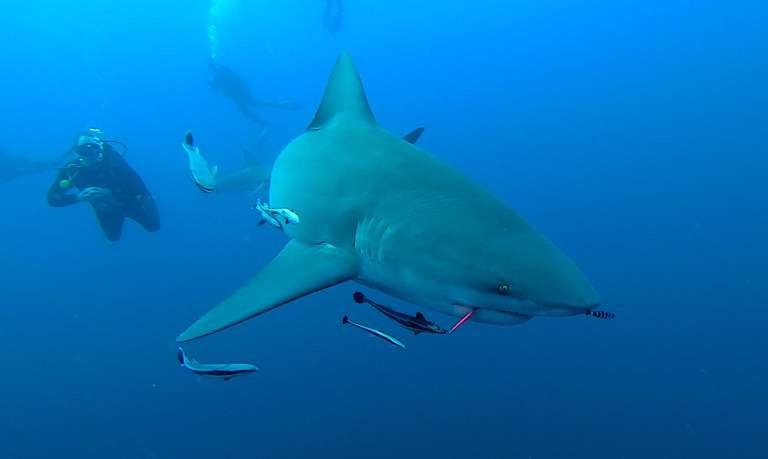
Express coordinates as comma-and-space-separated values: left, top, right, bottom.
308, 51, 375, 130
177, 241, 359, 342
403, 127, 425, 144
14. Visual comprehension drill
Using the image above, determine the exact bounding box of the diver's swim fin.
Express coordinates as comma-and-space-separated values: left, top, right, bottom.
402, 127, 424, 144
176, 240, 359, 342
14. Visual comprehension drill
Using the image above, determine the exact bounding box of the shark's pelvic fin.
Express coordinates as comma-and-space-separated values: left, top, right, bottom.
177, 240, 359, 342
308, 50, 375, 130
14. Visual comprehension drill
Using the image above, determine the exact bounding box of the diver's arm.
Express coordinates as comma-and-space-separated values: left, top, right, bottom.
47, 170, 78, 207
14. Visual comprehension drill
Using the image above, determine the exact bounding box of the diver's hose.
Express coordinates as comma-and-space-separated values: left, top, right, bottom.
103, 140, 128, 156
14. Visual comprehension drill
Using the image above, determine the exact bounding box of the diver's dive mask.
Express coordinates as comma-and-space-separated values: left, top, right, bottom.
75, 133, 104, 163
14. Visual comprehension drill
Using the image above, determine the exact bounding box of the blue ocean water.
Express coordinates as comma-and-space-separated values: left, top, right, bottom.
1, 1, 766, 458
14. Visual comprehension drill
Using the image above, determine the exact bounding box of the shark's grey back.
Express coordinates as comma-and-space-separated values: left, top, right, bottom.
270, 55, 534, 251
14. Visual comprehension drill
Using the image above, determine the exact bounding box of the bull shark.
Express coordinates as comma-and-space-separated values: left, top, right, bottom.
215, 154, 272, 194
0, 150, 57, 184
177, 51, 600, 342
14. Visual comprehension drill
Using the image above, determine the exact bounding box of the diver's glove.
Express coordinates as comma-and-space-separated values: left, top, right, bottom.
77, 187, 112, 203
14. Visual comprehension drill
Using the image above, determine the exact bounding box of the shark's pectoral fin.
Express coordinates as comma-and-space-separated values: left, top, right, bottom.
176, 240, 359, 342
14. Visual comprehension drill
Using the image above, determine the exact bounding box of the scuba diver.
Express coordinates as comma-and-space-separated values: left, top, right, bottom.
323, 0, 345, 35
208, 59, 299, 125
47, 130, 160, 242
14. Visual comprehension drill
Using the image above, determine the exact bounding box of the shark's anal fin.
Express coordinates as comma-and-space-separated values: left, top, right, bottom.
177, 241, 359, 342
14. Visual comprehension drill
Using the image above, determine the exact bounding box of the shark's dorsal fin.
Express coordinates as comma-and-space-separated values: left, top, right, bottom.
416, 312, 426, 321
308, 51, 375, 130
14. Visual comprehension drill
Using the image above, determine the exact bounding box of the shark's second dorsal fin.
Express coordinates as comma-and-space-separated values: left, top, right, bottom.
308, 51, 375, 130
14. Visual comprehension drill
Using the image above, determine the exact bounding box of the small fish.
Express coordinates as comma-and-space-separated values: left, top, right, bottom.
342, 315, 406, 349
252, 198, 300, 228
272, 207, 300, 225
177, 347, 258, 381
181, 131, 218, 193
352, 291, 446, 335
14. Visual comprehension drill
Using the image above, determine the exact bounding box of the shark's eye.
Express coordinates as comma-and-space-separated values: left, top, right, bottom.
497, 283, 510, 295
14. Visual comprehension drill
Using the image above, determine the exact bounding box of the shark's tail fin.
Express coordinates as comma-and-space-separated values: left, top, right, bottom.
177, 347, 186, 366
342, 315, 349, 325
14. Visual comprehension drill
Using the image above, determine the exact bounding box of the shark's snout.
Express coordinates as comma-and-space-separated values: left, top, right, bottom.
530, 257, 601, 315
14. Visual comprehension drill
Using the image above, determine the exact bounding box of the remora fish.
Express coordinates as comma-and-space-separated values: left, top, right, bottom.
253, 198, 300, 228
177, 347, 258, 380
342, 315, 406, 349
353, 291, 446, 335
182, 131, 218, 192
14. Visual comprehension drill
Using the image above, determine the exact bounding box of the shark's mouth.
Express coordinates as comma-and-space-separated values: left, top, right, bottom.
450, 302, 532, 325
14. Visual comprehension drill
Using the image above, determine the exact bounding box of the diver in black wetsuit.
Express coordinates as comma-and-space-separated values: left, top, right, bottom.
47, 132, 159, 242
208, 60, 298, 125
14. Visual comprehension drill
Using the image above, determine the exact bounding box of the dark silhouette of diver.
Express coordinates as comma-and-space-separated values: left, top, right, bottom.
208, 60, 298, 125
323, 0, 345, 34
47, 131, 159, 242
0, 149, 57, 184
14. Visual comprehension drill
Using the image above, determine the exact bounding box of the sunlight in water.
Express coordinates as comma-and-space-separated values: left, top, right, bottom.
207, 0, 237, 62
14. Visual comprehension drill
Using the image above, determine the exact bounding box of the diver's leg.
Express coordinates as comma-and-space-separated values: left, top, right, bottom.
94, 208, 125, 242
125, 194, 160, 233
